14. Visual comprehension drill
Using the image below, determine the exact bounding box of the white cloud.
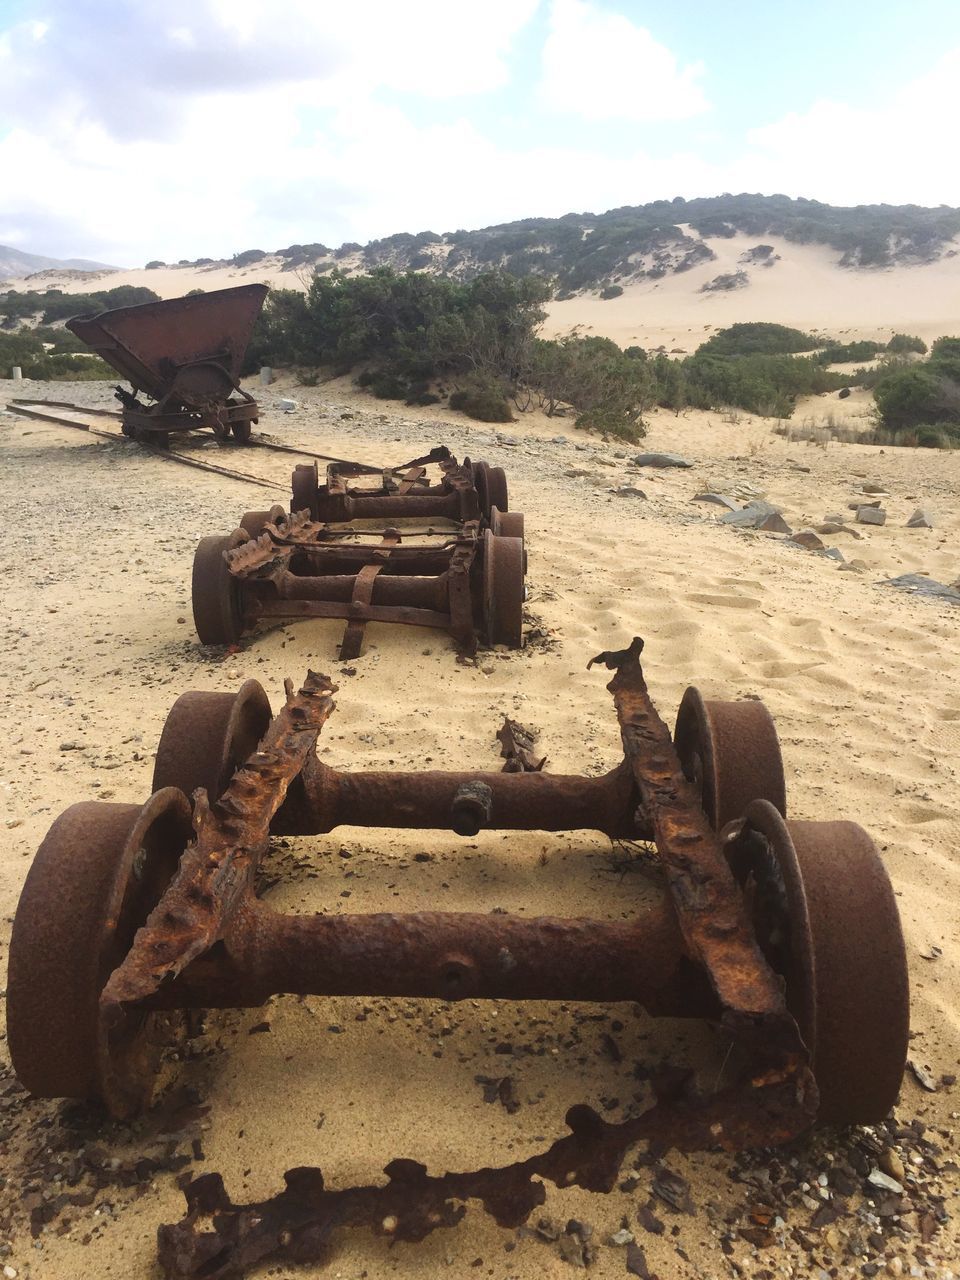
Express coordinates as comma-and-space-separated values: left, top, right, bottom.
741, 49, 960, 207
538, 0, 710, 122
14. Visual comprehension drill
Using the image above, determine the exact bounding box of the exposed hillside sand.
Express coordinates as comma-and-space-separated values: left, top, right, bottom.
0, 378, 958, 1279
543, 234, 960, 350
6, 233, 960, 353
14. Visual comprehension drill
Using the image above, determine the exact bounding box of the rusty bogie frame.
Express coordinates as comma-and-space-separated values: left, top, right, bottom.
66, 285, 268, 445
193, 453, 526, 657
8, 640, 908, 1153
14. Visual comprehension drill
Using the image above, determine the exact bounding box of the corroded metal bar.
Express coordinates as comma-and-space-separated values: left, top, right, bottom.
274, 758, 642, 838
142, 902, 719, 1015
596, 639, 786, 1018
251, 599, 452, 629
271, 571, 448, 609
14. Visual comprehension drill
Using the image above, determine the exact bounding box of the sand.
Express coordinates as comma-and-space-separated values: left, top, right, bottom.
0, 375, 958, 1278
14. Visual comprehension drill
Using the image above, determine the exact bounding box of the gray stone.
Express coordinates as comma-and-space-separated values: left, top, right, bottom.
821, 547, 845, 562
824, 512, 846, 524
867, 1169, 904, 1195
861, 482, 888, 494
850, 498, 880, 510
881, 574, 960, 602
743, 499, 783, 517
632, 452, 693, 468
758, 512, 792, 534
611, 486, 647, 499
856, 506, 887, 526
906, 508, 933, 528
693, 492, 738, 511
720, 509, 763, 528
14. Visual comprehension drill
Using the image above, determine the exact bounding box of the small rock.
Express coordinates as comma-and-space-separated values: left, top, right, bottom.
861, 482, 887, 494
59, 740, 80, 751
611, 486, 647, 499
856, 506, 886, 525
790, 530, 825, 551
609, 1229, 634, 1245
632, 452, 693, 468
757, 512, 791, 534
743, 499, 782, 517
821, 547, 845, 562
815, 522, 845, 535
906, 508, 933, 528
867, 1168, 904, 1195
879, 1148, 905, 1183
278, 398, 298, 412
908, 1058, 938, 1091
720, 509, 763, 528
692, 492, 738, 510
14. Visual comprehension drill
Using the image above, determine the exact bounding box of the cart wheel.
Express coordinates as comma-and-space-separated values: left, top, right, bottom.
738, 800, 909, 1125
674, 687, 786, 830
240, 510, 272, 538
231, 420, 252, 444
291, 461, 319, 520
471, 461, 510, 519
153, 680, 272, 801
7, 789, 193, 1117
192, 535, 245, 645
482, 528, 524, 647
490, 506, 524, 542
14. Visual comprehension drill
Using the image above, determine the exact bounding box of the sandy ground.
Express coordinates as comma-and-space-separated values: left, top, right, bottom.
0, 376, 958, 1279
6, 232, 960, 354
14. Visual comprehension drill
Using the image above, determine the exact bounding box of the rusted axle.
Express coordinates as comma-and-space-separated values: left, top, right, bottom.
193, 502, 525, 657
139, 901, 717, 1014
290, 454, 510, 525
276, 758, 639, 837
6, 643, 908, 1156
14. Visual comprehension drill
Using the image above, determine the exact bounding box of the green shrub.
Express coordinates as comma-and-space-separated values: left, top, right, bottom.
697, 322, 818, 357
815, 340, 883, 364
449, 377, 513, 422
145, 260, 165, 269
574, 406, 645, 441
886, 333, 927, 355
369, 372, 409, 400
232, 249, 267, 267
599, 284, 623, 300
874, 365, 960, 431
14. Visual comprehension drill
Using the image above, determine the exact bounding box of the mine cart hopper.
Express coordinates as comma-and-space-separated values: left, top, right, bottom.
66, 283, 268, 445
8, 638, 909, 1169
194, 452, 526, 658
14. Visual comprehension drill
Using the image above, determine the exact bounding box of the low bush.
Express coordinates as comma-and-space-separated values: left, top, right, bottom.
599, 284, 624, 299
886, 332, 927, 355
449, 376, 513, 422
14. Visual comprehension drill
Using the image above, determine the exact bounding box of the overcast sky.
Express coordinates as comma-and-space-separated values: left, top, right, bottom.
1, 0, 959, 267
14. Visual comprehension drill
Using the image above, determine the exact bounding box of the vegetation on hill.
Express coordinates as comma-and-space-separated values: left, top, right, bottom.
0, 330, 112, 379
198, 194, 960, 295
0, 284, 159, 325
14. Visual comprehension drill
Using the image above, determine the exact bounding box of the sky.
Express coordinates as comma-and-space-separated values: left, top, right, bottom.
1, 0, 960, 267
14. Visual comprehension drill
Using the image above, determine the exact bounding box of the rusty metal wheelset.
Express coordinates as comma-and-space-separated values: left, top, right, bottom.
7, 639, 909, 1146
191, 452, 526, 657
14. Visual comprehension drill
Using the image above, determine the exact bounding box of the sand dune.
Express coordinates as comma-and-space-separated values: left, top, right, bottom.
0, 374, 957, 1276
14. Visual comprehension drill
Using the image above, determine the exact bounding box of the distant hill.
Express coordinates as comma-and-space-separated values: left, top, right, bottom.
0, 245, 116, 280
256, 194, 960, 294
